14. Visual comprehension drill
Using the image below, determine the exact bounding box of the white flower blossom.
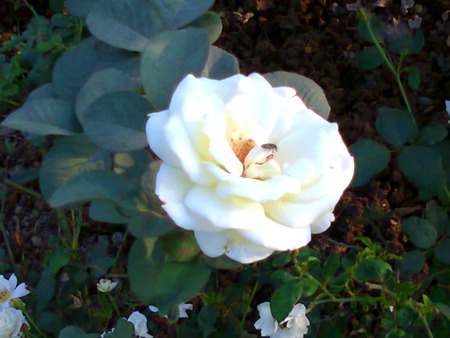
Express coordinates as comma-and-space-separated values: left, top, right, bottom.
0, 274, 30, 310
254, 302, 310, 338
149, 303, 193, 319
0, 307, 29, 338
127, 311, 152, 338
146, 73, 354, 263
446, 100, 450, 124
96, 279, 118, 293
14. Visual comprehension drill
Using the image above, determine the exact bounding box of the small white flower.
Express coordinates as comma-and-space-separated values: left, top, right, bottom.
0, 307, 29, 337
0, 274, 30, 310
149, 303, 193, 319
389, 306, 394, 313
96, 279, 118, 293
254, 302, 310, 338
127, 311, 152, 338
178, 303, 193, 319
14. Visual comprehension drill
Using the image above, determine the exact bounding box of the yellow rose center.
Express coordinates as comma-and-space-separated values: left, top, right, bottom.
0, 288, 10, 303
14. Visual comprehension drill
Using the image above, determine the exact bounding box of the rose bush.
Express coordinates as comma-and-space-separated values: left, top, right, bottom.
146, 73, 354, 263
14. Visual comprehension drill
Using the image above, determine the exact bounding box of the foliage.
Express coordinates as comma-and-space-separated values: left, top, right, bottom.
0, 1, 449, 338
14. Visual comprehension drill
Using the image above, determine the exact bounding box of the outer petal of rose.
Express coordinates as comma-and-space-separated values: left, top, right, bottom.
185, 186, 266, 230
11, 283, 29, 299
146, 112, 181, 168
310, 211, 335, 234
194, 230, 228, 258
264, 196, 336, 229
156, 164, 217, 231
238, 217, 311, 251
195, 229, 273, 263
254, 302, 278, 336
164, 116, 216, 185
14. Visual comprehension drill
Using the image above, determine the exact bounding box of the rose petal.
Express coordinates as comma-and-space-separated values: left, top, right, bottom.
156, 164, 216, 231
310, 211, 335, 234
146, 112, 181, 167
238, 217, 311, 251
185, 186, 266, 230
194, 230, 228, 258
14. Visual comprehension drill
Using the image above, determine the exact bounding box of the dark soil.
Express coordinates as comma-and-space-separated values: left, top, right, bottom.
1, 0, 449, 336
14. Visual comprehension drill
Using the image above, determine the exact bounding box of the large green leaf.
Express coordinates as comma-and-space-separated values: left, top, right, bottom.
76, 69, 133, 123
202, 46, 239, 79
141, 29, 210, 110
353, 258, 392, 282
58, 327, 98, 338
53, 37, 140, 101
151, 0, 215, 30
354, 46, 384, 70
417, 124, 448, 146
66, 0, 97, 17
397, 250, 425, 278
89, 201, 131, 224
186, 12, 222, 44
39, 135, 111, 200
350, 139, 390, 187
402, 217, 438, 249
113, 149, 152, 185
86, 0, 163, 52
83, 91, 152, 153
48, 170, 139, 215
270, 280, 303, 322
376, 107, 418, 147
398, 146, 447, 194
1, 98, 81, 135
263, 71, 331, 119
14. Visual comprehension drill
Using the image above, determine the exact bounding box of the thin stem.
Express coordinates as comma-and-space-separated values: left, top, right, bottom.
23, 310, 48, 338
71, 208, 83, 249
56, 209, 73, 246
4, 179, 42, 200
359, 9, 414, 116
22, 0, 41, 21
304, 273, 336, 300
241, 280, 259, 327
0, 188, 17, 274
106, 293, 122, 318
111, 228, 129, 273
308, 296, 378, 312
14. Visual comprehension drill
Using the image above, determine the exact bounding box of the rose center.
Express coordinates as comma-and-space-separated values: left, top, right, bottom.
0, 288, 10, 303
230, 138, 281, 180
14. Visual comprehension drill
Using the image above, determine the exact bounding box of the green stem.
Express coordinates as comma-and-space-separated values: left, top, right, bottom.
360, 9, 414, 117
308, 296, 378, 312
22, 0, 41, 21
304, 273, 336, 300
408, 301, 433, 338
23, 311, 48, 338
4, 179, 43, 200
106, 293, 122, 318
111, 228, 129, 273
56, 209, 73, 246
241, 280, 259, 327
0, 98, 20, 106
0, 188, 17, 274
71, 208, 83, 249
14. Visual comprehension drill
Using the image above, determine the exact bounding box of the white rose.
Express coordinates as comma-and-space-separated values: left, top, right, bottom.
146, 73, 354, 263
0, 307, 29, 338
127, 311, 152, 338
254, 302, 310, 338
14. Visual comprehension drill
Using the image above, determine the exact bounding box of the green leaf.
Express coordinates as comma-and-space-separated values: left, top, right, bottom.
270, 280, 303, 322
263, 71, 331, 119
76, 69, 134, 123
322, 252, 340, 280
397, 250, 425, 278
48, 170, 138, 215
426, 202, 449, 236
353, 258, 392, 282
53, 37, 140, 101
58, 327, 98, 338
160, 230, 201, 262
436, 303, 450, 321
402, 217, 438, 249
105, 318, 134, 338
151, 0, 215, 30
435, 238, 450, 265
354, 46, 384, 70
86, 237, 114, 278
1, 98, 81, 135
349, 139, 390, 187
186, 12, 222, 44
375, 107, 418, 147
198, 305, 219, 337
86, 0, 163, 51
37, 312, 64, 333
114, 150, 152, 185
83, 91, 152, 153
398, 146, 447, 194
358, 14, 385, 43
270, 270, 295, 288
141, 29, 210, 110
417, 124, 448, 146
405, 65, 420, 90
202, 46, 239, 80
39, 135, 111, 200
154, 260, 211, 314
89, 201, 131, 224
388, 28, 424, 55
36, 268, 56, 313
48, 253, 71, 274
66, 0, 94, 17
127, 214, 175, 238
